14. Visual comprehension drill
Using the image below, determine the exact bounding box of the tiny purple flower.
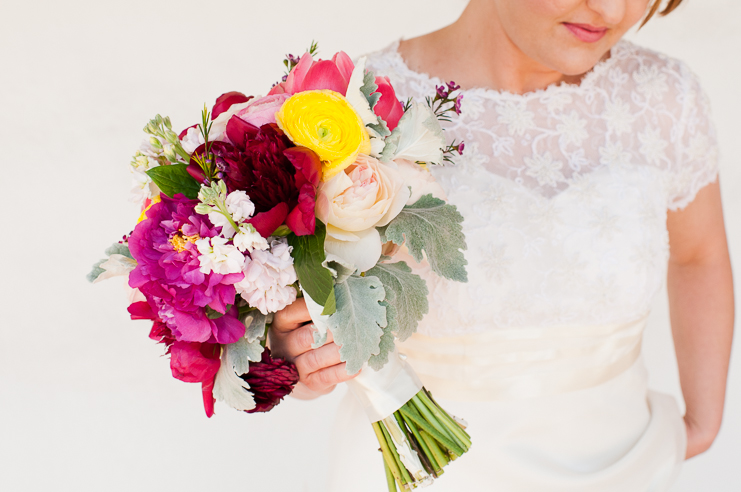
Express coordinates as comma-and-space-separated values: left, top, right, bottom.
436, 85, 449, 100
447, 81, 461, 92
458, 141, 465, 154
454, 94, 464, 115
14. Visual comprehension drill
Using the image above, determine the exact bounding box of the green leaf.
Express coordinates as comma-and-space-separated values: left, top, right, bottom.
366, 261, 429, 341
287, 221, 336, 315
146, 164, 200, 199
321, 286, 337, 316
206, 305, 231, 319
379, 194, 468, 282
368, 300, 397, 371
328, 275, 387, 374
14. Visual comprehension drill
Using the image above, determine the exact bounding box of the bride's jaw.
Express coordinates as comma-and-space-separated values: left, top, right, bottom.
451, 0, 651, 87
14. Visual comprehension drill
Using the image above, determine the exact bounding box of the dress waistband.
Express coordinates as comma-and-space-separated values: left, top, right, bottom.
398, 316, 647, 401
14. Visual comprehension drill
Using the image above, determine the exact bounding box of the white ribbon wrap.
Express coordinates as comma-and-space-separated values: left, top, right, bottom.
303, 290, 423, 423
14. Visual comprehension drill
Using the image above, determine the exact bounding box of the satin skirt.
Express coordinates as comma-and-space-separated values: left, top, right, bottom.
326, 355, 686, 491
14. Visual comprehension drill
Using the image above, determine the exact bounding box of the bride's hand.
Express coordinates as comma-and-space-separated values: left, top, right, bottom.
684, 415, 718, 459
270, 298, 358, 398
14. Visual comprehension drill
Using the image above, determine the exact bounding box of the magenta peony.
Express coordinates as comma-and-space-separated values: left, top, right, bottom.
128, 193, 246, 344
241, 348, 299, 413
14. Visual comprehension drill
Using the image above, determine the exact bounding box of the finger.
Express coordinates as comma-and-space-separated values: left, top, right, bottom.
303, 363, 359, 393
272, 298, 310, 333
280, 322, 320, 361
321, 329, 335, 346
294, 342, 342, 378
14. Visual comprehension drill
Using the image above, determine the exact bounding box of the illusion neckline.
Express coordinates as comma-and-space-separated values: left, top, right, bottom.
386, 38, 628, 100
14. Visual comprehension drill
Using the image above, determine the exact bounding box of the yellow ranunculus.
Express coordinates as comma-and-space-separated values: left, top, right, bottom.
275, 90, 371, 181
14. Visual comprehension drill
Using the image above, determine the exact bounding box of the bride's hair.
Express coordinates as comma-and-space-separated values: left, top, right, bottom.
642, 0, 684, 26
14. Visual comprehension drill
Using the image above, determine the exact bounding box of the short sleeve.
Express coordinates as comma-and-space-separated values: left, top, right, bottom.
666, 65, 720, 211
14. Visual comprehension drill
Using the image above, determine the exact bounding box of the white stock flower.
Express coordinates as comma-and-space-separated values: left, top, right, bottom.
225, 190, 255, 222
208, 210, 237, 238
180, 126, 205, 154
235, 238, 298, 315
196, 237, 245, 275
233, 223, 269, 253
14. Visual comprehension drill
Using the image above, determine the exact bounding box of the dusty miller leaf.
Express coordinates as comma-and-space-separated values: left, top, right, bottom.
322, 253, 357, 284
87, 242, 134, 283
243, 311, 268, 344
213, 345, 257, 411
328, 275, 387, 374
368, 300, 397, 371
366, 261, 429, 342
379, 194, 468, 282
360, 69, 381, 110
227, 335, 265, 376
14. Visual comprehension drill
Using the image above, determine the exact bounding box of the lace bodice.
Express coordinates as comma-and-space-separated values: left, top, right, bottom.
365, 40, 719, 336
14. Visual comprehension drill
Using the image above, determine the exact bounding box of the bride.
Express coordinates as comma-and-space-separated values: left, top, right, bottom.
270, 0, 734, 490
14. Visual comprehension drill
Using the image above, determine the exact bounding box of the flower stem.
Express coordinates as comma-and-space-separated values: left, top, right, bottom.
394, 411, 435, 477
384, 457, 398, 492
418, 392, 471, 450
400, 411, 439, 476
380, 420, 413, 485
399, 405, 465, 457
419, 429, 449, 472
373, 422, 405, 487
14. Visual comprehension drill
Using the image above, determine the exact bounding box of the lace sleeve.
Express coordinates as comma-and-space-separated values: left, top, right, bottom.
666, 65, 720, 211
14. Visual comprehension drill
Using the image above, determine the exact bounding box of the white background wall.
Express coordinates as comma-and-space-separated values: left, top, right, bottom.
0, 1, 738, 490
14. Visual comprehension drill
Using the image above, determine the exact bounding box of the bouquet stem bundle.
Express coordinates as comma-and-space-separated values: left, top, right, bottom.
373, 389, 471, 491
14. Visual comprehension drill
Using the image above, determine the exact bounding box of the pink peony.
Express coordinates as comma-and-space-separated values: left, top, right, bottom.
128, 194, 246, 344
235, 94, 290, 128
268, 51, 354, 96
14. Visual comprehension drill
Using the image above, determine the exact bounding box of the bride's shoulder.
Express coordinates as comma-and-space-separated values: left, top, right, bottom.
609, 39, 707, 102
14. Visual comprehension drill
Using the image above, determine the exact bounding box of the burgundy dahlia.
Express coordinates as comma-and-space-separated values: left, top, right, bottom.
241, 348, 300, 413
187, 116, 321, 237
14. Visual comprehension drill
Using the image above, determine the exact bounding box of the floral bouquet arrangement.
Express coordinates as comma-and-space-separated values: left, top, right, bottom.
90, 43, 469, 491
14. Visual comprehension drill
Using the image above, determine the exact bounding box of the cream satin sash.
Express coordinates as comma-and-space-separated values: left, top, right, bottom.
398, 315, 647, 401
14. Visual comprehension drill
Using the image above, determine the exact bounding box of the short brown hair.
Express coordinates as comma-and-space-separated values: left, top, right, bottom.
641, 0, 685, 27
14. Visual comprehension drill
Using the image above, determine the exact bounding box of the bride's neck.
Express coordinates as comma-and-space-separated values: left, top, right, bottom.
399, 2, 580, 94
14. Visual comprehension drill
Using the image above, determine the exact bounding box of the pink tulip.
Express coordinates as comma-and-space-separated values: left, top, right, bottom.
268, 51, 355, 96
373, 76, 404, 131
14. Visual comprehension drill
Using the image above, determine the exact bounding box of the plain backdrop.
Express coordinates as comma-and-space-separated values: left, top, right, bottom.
0, 1, 738, 490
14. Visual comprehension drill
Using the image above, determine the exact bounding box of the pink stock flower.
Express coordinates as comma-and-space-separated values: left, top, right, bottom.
269, 51, 354, 96
235, 94, 290, 128
373, 76, 404, 131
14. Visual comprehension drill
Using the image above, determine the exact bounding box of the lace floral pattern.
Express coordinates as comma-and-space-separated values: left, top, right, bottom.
365, 40, 719, 336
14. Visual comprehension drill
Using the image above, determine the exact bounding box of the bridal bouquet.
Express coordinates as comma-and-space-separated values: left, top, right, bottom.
90, 43, 469, 490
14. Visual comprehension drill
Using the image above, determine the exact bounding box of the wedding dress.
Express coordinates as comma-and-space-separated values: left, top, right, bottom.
327, 39, 719, 491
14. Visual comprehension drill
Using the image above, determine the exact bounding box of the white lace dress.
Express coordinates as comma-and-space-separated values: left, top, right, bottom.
327, 39, 719, 491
